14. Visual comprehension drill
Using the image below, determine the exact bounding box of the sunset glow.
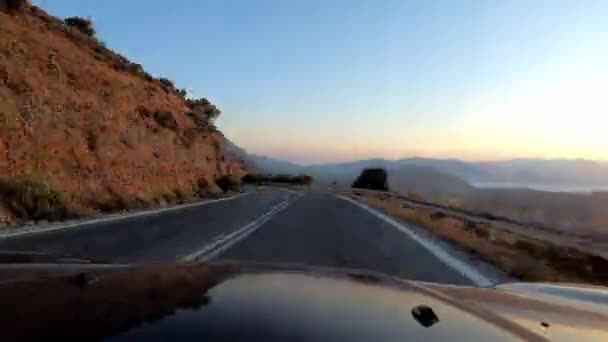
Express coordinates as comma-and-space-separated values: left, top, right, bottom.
37, 0, 608, 163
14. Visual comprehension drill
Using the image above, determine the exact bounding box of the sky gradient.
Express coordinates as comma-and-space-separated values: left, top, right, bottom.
33, 0, 608, 163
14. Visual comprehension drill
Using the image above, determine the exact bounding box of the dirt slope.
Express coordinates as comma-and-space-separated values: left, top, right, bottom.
0, 3, 246, 223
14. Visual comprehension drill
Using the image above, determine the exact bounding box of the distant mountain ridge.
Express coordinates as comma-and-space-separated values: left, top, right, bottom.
226, 141, 608, 187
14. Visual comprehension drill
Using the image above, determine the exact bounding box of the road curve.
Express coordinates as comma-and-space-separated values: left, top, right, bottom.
0, 189, 476, 285
218, 191, 474, 285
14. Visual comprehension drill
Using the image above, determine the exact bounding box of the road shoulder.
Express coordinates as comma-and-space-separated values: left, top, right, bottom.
337, 195, 501, 286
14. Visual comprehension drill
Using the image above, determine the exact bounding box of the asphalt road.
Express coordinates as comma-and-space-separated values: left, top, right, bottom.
0, 190, 292, 263
0, 189, 473, 285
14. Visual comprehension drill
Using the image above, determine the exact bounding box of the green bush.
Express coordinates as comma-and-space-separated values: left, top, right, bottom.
352, 168, 389, 191
64, 17, 95, 37
142, 72, 154, 82
216, 175, 240, 192
173, 188, 187, 203
241, 173, 260, 184
127, 63, 144, 75
240, 173, 313, 185
153, 111, 178, 130
185, 97, 221, 123
0, 175, 68, 221
159, 78, 175, 90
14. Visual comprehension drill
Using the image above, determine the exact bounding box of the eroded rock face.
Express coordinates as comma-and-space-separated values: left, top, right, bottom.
0, 5, 247, 223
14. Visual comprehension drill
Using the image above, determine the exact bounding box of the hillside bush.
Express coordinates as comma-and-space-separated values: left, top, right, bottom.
153, 111, 178, 130
216, 175, 240, 192
241, 173, 259, 184
241, 173, 313, 185
127, 63, 144, 75
2, 0, 27, 12
64, 16, 95, 37
159, 77, 175, 91
185, 97, 221, 124
0, 175, 68, 221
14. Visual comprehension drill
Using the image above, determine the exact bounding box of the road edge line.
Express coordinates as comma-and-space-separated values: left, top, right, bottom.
337, 195, 493, 287
0, 193, 249, 239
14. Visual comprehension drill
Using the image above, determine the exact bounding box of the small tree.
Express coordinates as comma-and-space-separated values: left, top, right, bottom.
216, 175, 240, 192
185, 97, 222, 126
64, 16, 96, 37
352, 168, 389, 191
159, 77, 175, 90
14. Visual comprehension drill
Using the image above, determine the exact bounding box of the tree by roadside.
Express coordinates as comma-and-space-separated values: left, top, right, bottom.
352, 168, 389, 191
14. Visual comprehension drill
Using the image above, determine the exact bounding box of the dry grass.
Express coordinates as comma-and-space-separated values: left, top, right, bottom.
347, 190, 608, 285
0, 174, 74, 221
0, 6, 246, 223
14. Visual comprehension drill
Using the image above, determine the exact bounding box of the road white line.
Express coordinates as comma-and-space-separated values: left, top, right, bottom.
337, 195, 493, 287
181, 200, 291, 262
0, 193, 249, 239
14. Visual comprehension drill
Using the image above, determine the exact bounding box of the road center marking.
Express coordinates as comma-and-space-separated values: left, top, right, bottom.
337, 195, 493, 287
180, 199, 292, 262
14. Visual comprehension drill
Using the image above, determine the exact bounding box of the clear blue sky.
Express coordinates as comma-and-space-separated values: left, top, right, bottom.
33, 0, 608, 163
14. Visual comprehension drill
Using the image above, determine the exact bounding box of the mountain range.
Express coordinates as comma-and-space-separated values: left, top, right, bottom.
231, 145, 608, 188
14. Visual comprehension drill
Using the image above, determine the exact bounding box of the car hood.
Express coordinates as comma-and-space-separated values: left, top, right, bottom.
0, 262, 607, 341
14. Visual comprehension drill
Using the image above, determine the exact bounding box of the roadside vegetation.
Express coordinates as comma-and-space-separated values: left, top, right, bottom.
352, 168, 389, 191
346, 189, 608, 285
215, 175, 241, 193
0, 175, 71, 222
241, 173, 313, 186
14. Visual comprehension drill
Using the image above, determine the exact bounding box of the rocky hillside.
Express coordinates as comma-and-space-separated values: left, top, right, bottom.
0, 2, 246, 224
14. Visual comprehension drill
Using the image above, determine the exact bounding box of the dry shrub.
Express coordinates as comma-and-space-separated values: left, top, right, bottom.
472, 225, 489, 239
351, 190, 608, 284
64, 17, 95, 37
430, 211, 447, 220
0, 175, 70, 221
153, 111, 178, 131
514, 238, 542, 255
215, 175, 240, 193
173, 188, 191, 203
192, 177, 209, 198
1, 0, 27, 12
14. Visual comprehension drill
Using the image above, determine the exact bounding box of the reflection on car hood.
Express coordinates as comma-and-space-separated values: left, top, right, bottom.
0, 262, 606, 341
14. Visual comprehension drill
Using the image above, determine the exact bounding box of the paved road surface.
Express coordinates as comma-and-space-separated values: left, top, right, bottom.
0, 191, 291, 263
0, 189, 474, 285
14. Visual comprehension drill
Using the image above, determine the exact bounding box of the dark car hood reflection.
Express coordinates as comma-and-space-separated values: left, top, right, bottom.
0, 262, 607, 341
